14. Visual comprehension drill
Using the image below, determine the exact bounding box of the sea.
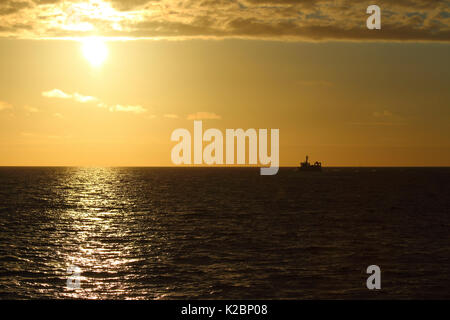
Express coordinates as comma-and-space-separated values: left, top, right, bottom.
0, 167, 449, 299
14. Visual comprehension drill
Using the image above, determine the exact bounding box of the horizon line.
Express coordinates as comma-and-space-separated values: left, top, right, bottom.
0, 165, 449, 168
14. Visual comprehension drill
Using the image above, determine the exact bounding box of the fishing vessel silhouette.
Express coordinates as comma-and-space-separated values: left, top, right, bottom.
297, 155, 322, 172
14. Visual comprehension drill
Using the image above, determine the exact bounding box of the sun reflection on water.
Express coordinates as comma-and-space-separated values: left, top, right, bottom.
57, 168, 143, 299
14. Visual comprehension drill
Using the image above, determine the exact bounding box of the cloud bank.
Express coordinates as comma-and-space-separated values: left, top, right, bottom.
42, 88, 147, 114
0, 0, 448, 42
187, 112, 222, 120
0, 101, 13, 111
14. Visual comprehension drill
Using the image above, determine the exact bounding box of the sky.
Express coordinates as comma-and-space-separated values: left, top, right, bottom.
0, 0, 449, 166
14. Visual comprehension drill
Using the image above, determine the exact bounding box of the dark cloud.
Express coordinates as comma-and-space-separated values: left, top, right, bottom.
0, 0, 448, 42
108, 0, 158, 11
0, 1, 30, 16
32, 0, 60, 4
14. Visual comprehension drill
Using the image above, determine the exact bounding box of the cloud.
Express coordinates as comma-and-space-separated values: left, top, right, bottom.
42, 89, 72, 99
163, 114, 179, 119
42, 89, 97, 103
0, 101, 12, 111
73, 93, 98, 103
0, 1, 30, 16
42, 88, 147, 114
0, 0, 448, 42
53, 112, 63, 118
109, 0, 151, 11
187, 112, 222, 120
108, 104, 147, 114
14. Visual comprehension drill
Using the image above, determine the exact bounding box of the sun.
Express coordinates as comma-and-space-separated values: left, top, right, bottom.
81, 37, 108, 67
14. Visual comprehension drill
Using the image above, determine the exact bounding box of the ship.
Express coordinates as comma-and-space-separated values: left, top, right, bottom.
297, 155, 322, 172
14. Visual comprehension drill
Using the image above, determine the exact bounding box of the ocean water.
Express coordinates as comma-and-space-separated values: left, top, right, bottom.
0, 167, 449, 299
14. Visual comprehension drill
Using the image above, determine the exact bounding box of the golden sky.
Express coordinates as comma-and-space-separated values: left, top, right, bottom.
0, 0, 449, 166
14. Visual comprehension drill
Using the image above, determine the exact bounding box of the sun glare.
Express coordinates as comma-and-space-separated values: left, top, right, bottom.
81, 37, 108, 67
